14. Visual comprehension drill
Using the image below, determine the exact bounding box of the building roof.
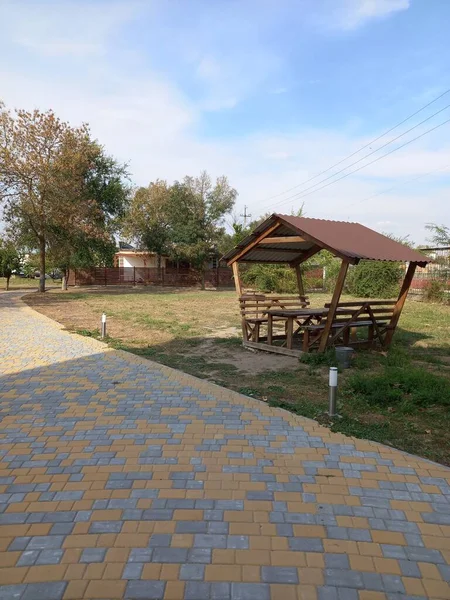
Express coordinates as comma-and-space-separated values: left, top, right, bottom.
118, 241, 136, 250
223, 214, 431, 267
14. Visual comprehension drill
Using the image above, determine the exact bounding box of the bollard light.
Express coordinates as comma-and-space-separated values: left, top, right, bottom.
101, 313, 107, 339
328, 366, 338, 417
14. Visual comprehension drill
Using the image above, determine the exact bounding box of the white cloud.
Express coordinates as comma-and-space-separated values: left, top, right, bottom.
320, 0, 410, 31
0, 0, 446, 246
1, 0, 141, 56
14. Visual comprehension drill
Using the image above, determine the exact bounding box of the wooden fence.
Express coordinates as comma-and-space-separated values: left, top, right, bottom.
68, 267, 234, 288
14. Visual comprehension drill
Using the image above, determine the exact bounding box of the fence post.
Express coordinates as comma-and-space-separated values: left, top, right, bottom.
216, 267, 220, 288
161, 267, 165, 287
133, 267, 136, 287
104, 266, 107, 286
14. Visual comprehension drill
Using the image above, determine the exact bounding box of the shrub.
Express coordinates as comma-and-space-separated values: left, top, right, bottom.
424, 279, 449, 304
347, 260, 402, 298
241, 264, 297, 293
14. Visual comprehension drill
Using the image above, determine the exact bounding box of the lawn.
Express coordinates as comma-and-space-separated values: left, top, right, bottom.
0, 277, 62, 291
24, 286, 450, 465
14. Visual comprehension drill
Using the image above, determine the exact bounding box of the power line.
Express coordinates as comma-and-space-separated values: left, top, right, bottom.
260, 87, 450, 206
343, 164, 450, 211
269, 116, 450, 208
266, 101, 450, 208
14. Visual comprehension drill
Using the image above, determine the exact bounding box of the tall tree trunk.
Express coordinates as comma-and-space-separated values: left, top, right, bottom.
201, 268, 205, 291
39, 236, 46, 293
62, 267, 69, 291
157, 253, 162, 283
5, 272, 11, 291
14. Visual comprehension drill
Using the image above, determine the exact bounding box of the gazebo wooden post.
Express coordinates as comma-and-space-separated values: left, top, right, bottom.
294, 264, 305, 296
383, 261, 417, 348
318, 259, 349, 352
232, 262, 243, 296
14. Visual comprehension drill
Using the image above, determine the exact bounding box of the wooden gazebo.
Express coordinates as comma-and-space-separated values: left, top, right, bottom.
223, 214, 430, 355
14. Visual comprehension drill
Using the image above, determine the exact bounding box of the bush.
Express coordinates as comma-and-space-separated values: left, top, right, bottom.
424, 279, 449, 304
241, 264, 297, 293
347, 260, 402, 298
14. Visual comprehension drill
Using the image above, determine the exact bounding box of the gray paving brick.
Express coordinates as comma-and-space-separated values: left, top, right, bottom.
187, 548, 212, 563
399, 560, 421, 578
262, 566, 298, 583
35, 549, 64, 565
184, 582, 211, 600
125, 580, 166, 599
325, 553, 350, 569
152, 547, 188, 563
8, 537, 30, 551
0, 585, 26, 600
231, 583, 270, 600
27, 535, 64, 550
21, 582, 67, 600
129, 548, 153, 563
17, 550, 39, 566
226, 535, 248, 549
318, 586, 338, 600
89, 520, 123, 534
211, 582, 231, 599
180, 563, 205, 580
80, 547, 106, 563
289, 537, 323, 552
194, 534, 227, 548
325, 569, 364, 589
176, 521, 208, 534
123, 563, 143, 579
148, 534, 172, 547
382, 574, 405, 593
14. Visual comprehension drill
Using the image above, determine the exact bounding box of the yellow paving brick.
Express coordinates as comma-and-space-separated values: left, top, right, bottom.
349, 555, 375, 572
0, 567, 27, 584
242, 565, 261, 582
270, 551, 306, 567
418, 562, 443, 579
24, 565, 67, 583
85, 580, 127, 599
372, 531, 406, 546
63, 580, 89, 600
373, 557, 401, 575
422, 578, 450, 599
164, 581, 185, 600
297, 567, 324, 585
206, 564, 242, 581
142, 563, 162, 579
270, 584, 298, 600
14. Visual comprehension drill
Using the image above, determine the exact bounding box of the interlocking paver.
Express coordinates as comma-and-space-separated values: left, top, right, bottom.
1, 291, 450, 599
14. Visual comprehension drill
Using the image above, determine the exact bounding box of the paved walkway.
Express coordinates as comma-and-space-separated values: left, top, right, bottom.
0, 292, 449, 600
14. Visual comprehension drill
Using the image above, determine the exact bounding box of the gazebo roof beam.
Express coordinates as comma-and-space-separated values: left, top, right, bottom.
259, 236, 306, 244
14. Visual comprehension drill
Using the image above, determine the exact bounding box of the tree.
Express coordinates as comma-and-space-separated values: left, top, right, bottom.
166, 172, 237, 287
426, 223, 450, 247
0, 101, 129, 292
0, 239, 22, 290
49, 151, 130, 289
122, 180, 171, 274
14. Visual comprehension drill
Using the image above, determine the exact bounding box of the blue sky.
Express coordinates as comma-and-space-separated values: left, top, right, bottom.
1, 0, 449, 243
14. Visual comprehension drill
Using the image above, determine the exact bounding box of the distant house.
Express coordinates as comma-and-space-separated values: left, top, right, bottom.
113, 242, 167, 269
114, 242, 222, 270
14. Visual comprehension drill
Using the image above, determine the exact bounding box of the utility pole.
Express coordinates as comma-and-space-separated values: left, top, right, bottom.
240, 205, 252, 228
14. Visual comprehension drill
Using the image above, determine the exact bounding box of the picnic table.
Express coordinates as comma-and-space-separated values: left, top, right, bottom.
266, 307, 332, 349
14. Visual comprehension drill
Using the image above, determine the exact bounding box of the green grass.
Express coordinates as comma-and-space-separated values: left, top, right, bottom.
24, 287, 450, 465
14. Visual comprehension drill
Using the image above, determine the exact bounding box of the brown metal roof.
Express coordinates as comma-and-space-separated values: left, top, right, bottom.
223, 214, 431, 267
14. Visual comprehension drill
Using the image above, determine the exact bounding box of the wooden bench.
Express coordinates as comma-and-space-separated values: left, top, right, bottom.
303, 300, 396, 350
239, 294, 309, 342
